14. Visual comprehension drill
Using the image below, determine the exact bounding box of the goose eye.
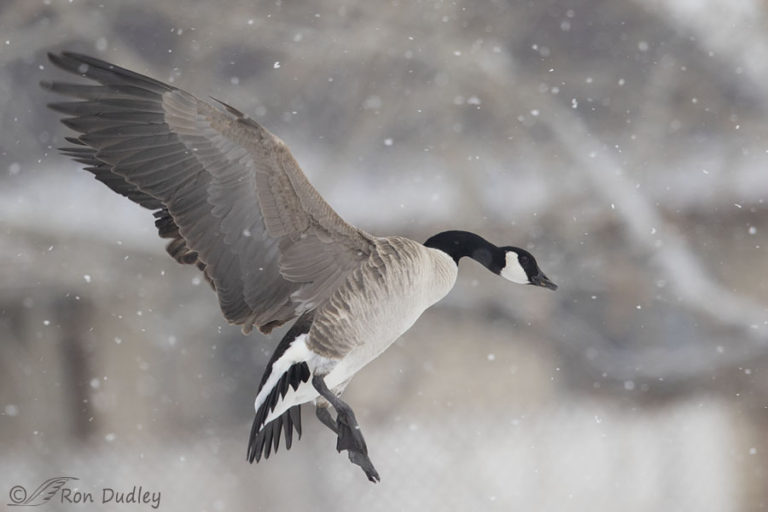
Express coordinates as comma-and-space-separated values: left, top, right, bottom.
519, 255, 529, 265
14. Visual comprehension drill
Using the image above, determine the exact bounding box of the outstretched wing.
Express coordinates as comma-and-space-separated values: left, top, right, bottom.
43, 52, 375, 333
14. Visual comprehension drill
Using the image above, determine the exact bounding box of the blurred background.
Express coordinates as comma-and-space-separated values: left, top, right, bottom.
1, 0, 768, 510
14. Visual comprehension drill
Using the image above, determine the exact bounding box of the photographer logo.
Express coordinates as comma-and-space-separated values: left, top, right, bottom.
8, 477, 161, 509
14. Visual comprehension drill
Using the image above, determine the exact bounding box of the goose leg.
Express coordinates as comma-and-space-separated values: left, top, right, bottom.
315, 405, 338, 433
312, 375, 380, 483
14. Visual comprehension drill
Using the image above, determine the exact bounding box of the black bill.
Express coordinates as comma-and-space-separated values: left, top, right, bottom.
531, 272, 558, 291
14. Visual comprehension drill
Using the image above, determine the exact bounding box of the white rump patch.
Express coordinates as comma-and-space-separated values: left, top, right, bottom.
253, 334, 312, 412
500, 251, 529, 284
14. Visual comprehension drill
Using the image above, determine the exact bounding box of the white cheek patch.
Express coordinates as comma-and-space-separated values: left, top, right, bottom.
500, 252, 529, 284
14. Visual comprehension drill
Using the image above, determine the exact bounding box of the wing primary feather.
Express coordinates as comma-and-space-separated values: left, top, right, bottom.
49, 52, 173, 94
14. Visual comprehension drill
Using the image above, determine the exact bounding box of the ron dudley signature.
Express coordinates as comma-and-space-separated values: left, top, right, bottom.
8, 477, 161, 509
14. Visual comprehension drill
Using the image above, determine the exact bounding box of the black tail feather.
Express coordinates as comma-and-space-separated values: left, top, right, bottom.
272, 419, 282, 454
289, 405, 302, 438
248, 405, 303, 463
278, 373, 289, 399
284, 412, 294, 450
247, 311, 314, 464
263, 423, 274, 459
247, 361, 309, 462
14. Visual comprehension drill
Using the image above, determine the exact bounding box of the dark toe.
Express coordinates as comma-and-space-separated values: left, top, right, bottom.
348, 451, 380, 483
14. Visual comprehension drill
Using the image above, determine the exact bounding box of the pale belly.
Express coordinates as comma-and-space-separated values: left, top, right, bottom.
259, 244, 458, 426
261, 298, 433, 425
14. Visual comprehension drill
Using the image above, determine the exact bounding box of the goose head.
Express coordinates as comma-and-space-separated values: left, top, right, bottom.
497, 247, 558, 290
424, 230, 558, 291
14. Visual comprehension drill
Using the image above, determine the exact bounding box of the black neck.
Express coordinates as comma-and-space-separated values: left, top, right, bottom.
424, 230, 505, 273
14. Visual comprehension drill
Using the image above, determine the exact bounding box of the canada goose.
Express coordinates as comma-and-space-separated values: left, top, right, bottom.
43, 52, 558, 483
